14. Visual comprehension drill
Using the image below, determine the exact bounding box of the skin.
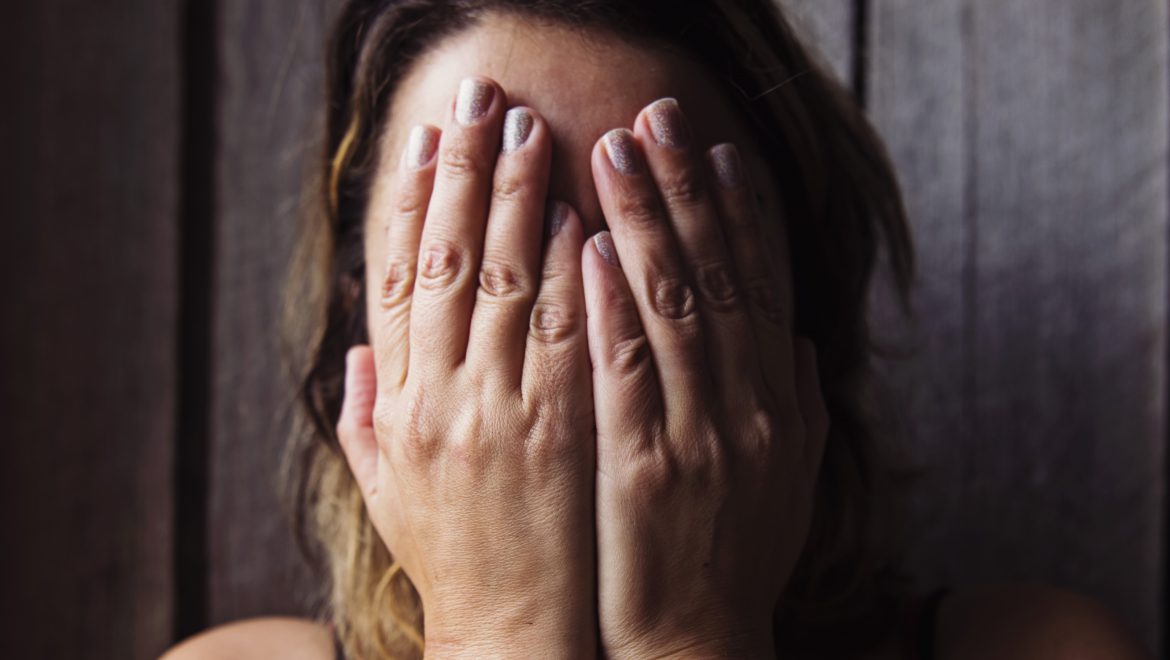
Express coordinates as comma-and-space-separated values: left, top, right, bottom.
164, 14, 1152, 660
336, 11, 829, 656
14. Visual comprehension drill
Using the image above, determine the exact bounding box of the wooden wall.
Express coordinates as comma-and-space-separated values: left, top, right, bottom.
1, 0, 1165, 658
866, 1, 1168, 651
0, 1, 181, 658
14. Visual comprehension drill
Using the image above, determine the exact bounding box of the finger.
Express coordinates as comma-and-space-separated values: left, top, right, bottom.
707, 142, 795, 401
373, 124, 440, 396
521, 202, 589, 406
467, 107, 552, 388
337, 346, 379, 498
582, 230, 663, 450
792, 337, 829, 473
408, 76, 506, 381
590, 128, 711, 420
632, 98, 762, 405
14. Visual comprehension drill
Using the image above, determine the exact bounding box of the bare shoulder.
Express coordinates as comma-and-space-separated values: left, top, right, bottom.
162, 617, 335, 660
936, 584, 1152, 660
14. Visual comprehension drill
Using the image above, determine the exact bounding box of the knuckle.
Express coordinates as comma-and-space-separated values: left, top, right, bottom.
445, 413, 490, 469
745, 409, 778, 452
439, 144, 485, 180
651, 274, 698, 321
725, 203, 762, 232
392, 191, 428, 220
658, 170, 706, 209
417, 240, 466, 290
525, 409, 582, 462
745, 278, 787, 326
616, 194, 663, 230
609, 333, 652, 375
491, 175, 527, 205
394, 390, 441, 463
623, 452, 675, 500
529, 302, 578, 344
380, 259, 415, 307
478, 259, 529, 300
694, 262, 739, 310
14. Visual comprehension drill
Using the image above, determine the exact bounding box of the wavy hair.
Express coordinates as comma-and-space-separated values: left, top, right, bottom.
282, 1, 916, 657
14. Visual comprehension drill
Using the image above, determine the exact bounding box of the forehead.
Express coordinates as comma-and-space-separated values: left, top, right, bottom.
383, 12, 755, 232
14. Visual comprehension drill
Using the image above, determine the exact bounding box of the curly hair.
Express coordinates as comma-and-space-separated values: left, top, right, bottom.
281, 1, 916, 657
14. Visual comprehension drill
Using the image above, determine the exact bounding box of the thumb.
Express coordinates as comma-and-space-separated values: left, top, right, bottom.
337, 345, 379, 498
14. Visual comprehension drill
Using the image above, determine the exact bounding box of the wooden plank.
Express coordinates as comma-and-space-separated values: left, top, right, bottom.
866, 0, 969, 615
777, 0, 855, 85
207, 0, 337, 624
869, 0, 1167, 652
0, 0, 180, 658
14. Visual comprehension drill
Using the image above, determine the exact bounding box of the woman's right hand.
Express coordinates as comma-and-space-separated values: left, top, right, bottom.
335, 77, 597, 658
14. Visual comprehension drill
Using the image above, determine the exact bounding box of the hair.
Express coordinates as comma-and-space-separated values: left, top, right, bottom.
281, 1, 917, 658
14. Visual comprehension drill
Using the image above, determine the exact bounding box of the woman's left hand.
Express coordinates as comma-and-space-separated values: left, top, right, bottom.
581, 98, 830, 659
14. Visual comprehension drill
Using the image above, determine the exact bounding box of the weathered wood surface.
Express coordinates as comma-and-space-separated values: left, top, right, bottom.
207, 0, 338, 624
0, 1, 180, 658
779, 0, 855, 84
868, 0, 1168, 652
200, 0, 1169, 652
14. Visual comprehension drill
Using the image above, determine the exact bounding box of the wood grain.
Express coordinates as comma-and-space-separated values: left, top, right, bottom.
207, 0, 337, 624
778, 0, 855, 85
0, 0, 180, 658
868, 0, 1168, 652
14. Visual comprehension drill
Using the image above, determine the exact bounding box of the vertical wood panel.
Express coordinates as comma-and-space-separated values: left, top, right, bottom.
778, 0, 855, 84
866, 0, 969, 614
870, 0, 1167, 651
208, 0, 337, 623
0, 1, 180, 658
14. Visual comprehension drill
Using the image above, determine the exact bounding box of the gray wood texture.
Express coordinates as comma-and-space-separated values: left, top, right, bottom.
208, 0, 337, 624
0, 1, 180, 658
868, 0, 1168, 652
779, 0, 855, 84
7, 0, 1153, 654
198, 0, 1169, 652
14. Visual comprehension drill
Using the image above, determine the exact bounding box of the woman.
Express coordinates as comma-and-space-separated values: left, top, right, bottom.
167, 0, 1150, 658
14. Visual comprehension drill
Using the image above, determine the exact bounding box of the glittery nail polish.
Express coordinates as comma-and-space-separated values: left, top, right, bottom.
710, 143, 744, 188
503, 108, 534, 153
646, 98, 690, 149
405, 125, 439, 170
455, 78, 494, 125
593, 231, 620, 267
546, 200, 569, 238
603, 129, 640, 175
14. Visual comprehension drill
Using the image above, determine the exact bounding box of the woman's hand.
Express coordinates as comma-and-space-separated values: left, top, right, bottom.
336, 77, 597, 658
582, 98, 830, 659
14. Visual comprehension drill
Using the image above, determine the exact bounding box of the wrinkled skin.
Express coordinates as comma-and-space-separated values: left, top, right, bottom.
335, 15, 828, 659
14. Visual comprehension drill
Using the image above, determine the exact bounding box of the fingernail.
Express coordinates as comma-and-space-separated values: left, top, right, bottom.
647, 98, 689, 149
593, 231, 620, 267
546, 200, 569, 238
710, 143, 744, 188
603, 129, 640, 175
405, 125, 439, 170
503, 108, 534, 153
455, 77, 494, 125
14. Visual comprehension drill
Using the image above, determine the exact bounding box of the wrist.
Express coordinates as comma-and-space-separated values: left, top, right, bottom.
424, 604, 597, 659
605, 629, 776, 660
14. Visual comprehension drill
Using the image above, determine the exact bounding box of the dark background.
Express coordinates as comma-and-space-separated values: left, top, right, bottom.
0, 1, 1166, 658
